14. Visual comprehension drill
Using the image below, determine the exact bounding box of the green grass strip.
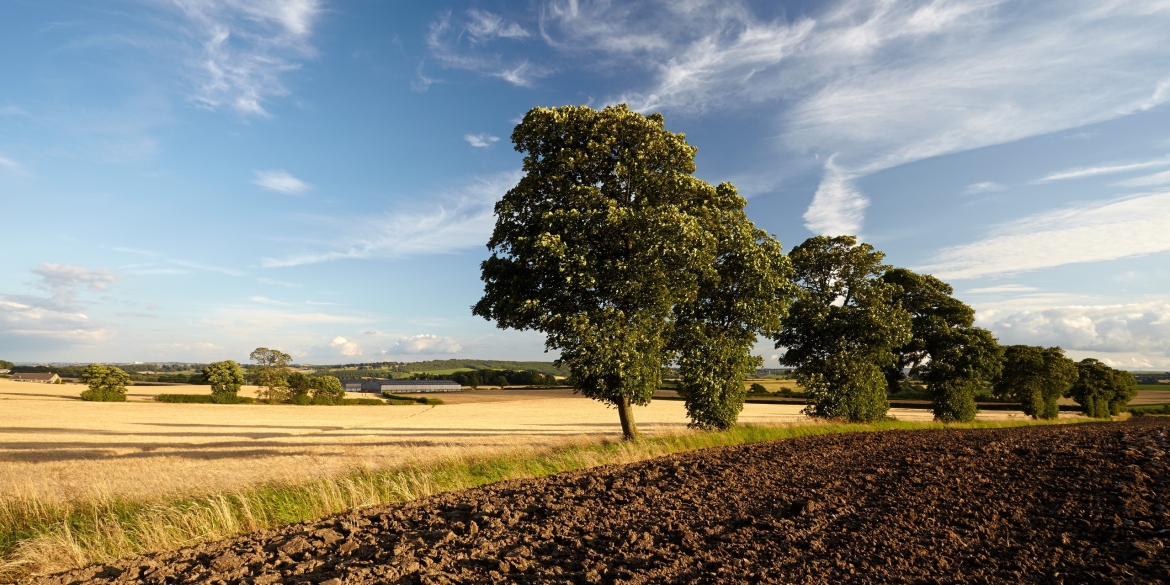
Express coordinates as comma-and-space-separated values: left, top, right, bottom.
0, 418, 1081, 579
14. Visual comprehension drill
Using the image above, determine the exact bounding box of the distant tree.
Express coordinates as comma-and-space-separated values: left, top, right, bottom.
670, 183, 794, 430
882, 268, 1002, 422
203, 360, 245, 403
250, 348, 291, 403
994, 346, 1077, 419
312, 376, 345, 403
1068, 359, 1139, 418
748, 383, 768, 395
79, 364, 130, 402
0, 360, 13, 370
474, 104, 722, 440
773, 236, 911, 422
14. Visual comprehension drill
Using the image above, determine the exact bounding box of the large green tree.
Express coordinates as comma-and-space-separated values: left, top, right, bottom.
473, 104, 724, 440
670, 184, 794, 430
994, 346, 1077, 419
1068, 358, 1138, 418
79, 364, 131, 402
250, 348, 291, 403
203, 360, 245, 403
774, 236, 911, 422
882, 268, 1002, 422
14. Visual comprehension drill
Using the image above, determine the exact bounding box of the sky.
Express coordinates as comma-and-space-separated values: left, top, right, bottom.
1, 0, 1169, 369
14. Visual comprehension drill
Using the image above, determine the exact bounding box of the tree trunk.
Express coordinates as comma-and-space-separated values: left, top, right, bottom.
617, 396, 641, 441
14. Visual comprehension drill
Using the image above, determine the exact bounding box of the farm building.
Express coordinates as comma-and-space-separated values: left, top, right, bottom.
339, 379, 462, 393
11, 373, 61, 383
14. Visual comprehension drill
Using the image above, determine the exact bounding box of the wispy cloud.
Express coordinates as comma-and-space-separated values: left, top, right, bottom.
0, 154, 22, 172
919, 192, 1170, 280
1116, 169, 1170, 188
464, 133, 500, 148
253, 169, 311, 195
427, 9, 548, 87
0, 105, 28, 116
0, 264, 119, 344
166, 0, 323, 116
802, 158, 867, 235
526, 1, 1170, 233
964, 181, 1004, 195
261, 170, 521, 267
963, 284, 1038, 294
258, 277, 302, 288
1036, 156, 1170, 183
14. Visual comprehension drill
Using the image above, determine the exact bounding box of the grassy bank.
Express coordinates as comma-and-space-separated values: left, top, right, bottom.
0, 418, 1077, 580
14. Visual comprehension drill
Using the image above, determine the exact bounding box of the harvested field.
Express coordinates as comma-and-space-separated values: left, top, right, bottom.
31, 418, 1170, 584
0, 379, 1060, 504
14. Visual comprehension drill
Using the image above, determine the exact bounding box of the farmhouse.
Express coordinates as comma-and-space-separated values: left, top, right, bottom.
11, 373, 61, 383
340, 379, 462, 393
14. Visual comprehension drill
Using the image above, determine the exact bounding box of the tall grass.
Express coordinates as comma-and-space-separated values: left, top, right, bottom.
0, 418, 1073, 580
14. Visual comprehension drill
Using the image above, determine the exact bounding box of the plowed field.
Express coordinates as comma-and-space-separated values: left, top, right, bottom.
32, 419, 1170, 584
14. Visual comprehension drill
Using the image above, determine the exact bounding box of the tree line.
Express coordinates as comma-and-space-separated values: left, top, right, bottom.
411, 369, 559, 387
474, 104, 1140, 440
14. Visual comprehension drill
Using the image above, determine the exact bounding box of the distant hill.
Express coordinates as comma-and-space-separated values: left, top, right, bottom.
309, 359, 568, 377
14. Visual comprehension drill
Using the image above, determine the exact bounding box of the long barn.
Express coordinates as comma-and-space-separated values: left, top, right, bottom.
340, 379, 462, 393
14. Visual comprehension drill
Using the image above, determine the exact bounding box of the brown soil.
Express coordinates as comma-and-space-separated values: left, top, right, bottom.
32, 419, 1170, 584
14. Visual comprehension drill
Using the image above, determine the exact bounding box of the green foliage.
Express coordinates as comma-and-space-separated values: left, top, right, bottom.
881, 268, 1001, 422
748, 383, 768, 395
994, 346, 1077, 419
286, 374, 346, 405
202, 360, 245, 401
774, 236, 911, 422
155, 394, 255, 404
474, 104, 725, 439
0, 360, 13, 370
382, 392, 445, 405
1068, 359, 1139, 418
412, 369, 558, 387
671, 183, 794, 430
250, 348, 291, 403
79, 364, 131, 402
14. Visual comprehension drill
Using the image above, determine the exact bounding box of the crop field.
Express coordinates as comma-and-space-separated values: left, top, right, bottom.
0, 378, 1078, 505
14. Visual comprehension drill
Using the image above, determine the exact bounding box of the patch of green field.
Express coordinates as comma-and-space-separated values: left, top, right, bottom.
1137, 384, 1170, 391
417, 368, 476, 375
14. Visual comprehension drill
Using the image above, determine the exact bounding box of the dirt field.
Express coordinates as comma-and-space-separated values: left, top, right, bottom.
30, 418, 1169, 584
0, 378, 1084, 504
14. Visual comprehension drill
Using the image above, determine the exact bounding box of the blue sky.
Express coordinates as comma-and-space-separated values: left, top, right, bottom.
2, 0, 1169, 368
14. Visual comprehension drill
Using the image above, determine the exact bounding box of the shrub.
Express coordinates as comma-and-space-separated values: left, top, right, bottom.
748, 383, 768, 395
382, 392, 444, 405
155, 394, 255, 404
79, 364, 130, 402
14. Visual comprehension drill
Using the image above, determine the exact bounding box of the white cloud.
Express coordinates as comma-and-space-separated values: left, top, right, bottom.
964, 181, 1003, 194
1036, 156, 1170, 183
803, 158, 867, 235
306, 336, 363, 358
253, 169, 311, 195
977, 299, 1170, 366
466, 9, 529, 41
258, 277, 302, 288
166, 0, 323, 116
261, 170, 521, 266
963, 284, 1038, 294
0, 265, 119, 344
31, 263, 120, 295
386, 334, 462, 355
920, 192, 1170, 279
0, 105, 28, 116
464, 133, 500, 148
1117, 169, 1170, 187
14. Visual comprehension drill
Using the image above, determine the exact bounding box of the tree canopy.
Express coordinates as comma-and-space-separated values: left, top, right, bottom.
994, 346, 1077, 419
250, 348, 291, 403
203, 360, 245, 402
670, 183, 794, 429
79, 364, 131, 402
774, 236, 911, 422
474, 104, 781, 439
1068, 358, 1138, 418
883, 268, 1001, 422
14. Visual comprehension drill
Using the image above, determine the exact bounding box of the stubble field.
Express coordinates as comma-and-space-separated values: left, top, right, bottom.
0, 378, 1073, 504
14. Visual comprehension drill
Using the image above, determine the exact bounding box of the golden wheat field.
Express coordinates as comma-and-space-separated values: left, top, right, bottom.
0, 377, 1076, 504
